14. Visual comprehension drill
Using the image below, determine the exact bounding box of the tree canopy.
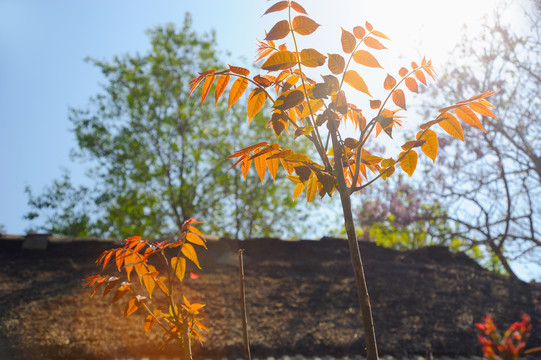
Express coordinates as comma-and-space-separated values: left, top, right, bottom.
26, 15, 315, 239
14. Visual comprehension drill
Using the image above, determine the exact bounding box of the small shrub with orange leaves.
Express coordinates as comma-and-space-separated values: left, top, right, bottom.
83, 218, 207, 358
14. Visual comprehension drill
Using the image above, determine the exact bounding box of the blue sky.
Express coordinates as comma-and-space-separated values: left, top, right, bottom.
1, 1, 537, 280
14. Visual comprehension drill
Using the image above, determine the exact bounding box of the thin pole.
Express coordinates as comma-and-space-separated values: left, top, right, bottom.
238, 249, 251, 360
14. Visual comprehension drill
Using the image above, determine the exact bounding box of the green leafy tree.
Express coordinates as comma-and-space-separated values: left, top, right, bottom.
26, 15, 313, 239
24, 172, 93, 236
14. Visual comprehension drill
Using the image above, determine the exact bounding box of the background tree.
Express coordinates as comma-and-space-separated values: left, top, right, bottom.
419, 1, 540, 279
24, 172, 93, 237
26, 15, 314, 240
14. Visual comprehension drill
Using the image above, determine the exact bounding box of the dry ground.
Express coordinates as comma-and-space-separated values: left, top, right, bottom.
0, 236, 540, 359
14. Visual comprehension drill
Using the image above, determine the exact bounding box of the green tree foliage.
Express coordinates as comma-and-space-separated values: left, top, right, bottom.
24, 172, 92, 237
26, 15, 312, 239
420, 1, 540, 279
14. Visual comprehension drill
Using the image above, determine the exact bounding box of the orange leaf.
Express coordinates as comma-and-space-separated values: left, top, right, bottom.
405, 77, 418, 93
372, 30, 390, 40
186, 232, 207, 249
414, 69, 427, 86
241, 158, 252, 179
124, 250, 139, 281
215, 74, 230, 106
353, 26, 365, 39
370, 100, 381, 109
266, 153, 280, 181
200, 75, 215, 107
306, 175, 317, 203
399, 150, 418, 177
261, 50, 297, 71
263, 1, 289, 15
384, 74, 396, 90
365, 21, 373, 32
327, 53, 345, 74
353, 50, 382, 68
364, 36, 386, 50
102, 250, 114, 271
273, 89, 304, 111
293, 182, 305, 200
290, 1, 308, 14
418, 129, 438, 163
253, 74, 273, 88
111, 283, 130, 304
392, 89, 406, 110
247, 88, 267, 123
469, 101, 497, 118
144, 314, 157, 334
341, 28, 356, 54
229, 65, 250, 76
265, 20, 290, 41
344, 70, 371, 97
171, 256, 186, 282
300, 48, 326, 68
124, 296, 143, 317
439, 112, 464, 141
254, 148, 269, 184
228, 77, 248, 110
398, 67, 408, 77
182, 243, 201, 269
419, 118, 441, 130
292, 16, 320, 35
455, 105, 485, 132
141, 271, 156, 299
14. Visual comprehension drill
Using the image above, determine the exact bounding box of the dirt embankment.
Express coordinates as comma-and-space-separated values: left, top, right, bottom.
0, 236, 539, 359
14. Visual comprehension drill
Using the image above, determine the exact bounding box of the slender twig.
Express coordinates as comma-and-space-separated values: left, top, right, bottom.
238, 249, 252, 360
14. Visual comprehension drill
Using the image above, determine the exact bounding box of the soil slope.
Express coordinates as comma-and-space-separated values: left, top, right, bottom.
0, 236, 539, 359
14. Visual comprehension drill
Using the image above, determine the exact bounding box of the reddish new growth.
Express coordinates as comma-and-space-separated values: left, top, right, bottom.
476, 313, 540, 360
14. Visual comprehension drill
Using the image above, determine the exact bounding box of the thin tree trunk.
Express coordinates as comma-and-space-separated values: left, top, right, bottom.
329, 125, 379, 360
182, 321, 193, 360
338, 189, 379, 360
